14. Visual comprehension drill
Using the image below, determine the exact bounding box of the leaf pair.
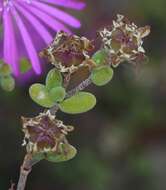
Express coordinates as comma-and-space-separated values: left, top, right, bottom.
30, 68, 97, 114
30, 86, 96, 114
29, 69, 66, 108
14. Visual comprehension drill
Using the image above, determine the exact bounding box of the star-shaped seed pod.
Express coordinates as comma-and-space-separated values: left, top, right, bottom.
21, 111, 74, 154
40, 31, 95, 73
99, 14, 150, 67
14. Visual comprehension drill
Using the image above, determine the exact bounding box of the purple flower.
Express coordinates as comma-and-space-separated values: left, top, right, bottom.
0, 0, 85, 76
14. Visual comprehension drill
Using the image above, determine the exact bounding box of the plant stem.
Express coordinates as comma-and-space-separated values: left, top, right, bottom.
16, 154, 40, 190
16, 76, 92, 189
66, 76, 92, 98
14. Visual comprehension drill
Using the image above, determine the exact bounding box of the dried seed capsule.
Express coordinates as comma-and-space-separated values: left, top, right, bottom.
22, 112, 74, 154
41, 31, 95, 74
99, 14, 150, 67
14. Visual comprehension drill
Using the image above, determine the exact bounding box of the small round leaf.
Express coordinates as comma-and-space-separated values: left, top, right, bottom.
49, 86, 66, 102
59, 92, 96, 114
29, 83, 54, 108
46, 68, 63, 90
20, 58, 32, 73
45, 143, 77, 163
0, 64, 12, 76
0, 76, 15, 91
91, 65, 114, 86
92, 49, 108, 66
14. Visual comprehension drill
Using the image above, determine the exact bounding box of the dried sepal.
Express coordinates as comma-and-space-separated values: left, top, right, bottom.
99, 14, 150, 67
21, 111, 74, 154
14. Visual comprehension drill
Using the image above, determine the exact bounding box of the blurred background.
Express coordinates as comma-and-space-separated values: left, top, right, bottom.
1, 0, 166, 189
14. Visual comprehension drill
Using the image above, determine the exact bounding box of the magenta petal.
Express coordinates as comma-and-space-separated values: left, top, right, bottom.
0, 0, 84, 76
11, 8, 41, 74
32, 1, 81, 28
0, 2, 3, 20
14, 2, 52, 44
39, 0, 86, 10
3, 9, 19, 75
22, 2, 71, 33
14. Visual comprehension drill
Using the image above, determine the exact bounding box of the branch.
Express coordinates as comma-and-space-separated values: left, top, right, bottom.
66, 76, 92, 98
8, 181, 15, 190
15, 71, 91, 190
16, 154, 40, 190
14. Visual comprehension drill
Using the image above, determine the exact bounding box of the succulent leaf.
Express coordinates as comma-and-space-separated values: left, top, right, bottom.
91, 65, 114, 86
92, 49, 108, 66
20, 58, 32, 73
59, 92, 96, 114
0, 63, 12, 76
0, 76, 15, 91
46, 69, 63, 90
49, 86, 66, 102
45, 143, 77, 163
29, 83, 54, 108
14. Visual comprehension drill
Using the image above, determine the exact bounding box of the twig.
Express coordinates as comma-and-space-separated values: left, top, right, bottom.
8, 181, 15, 190
63, 73, 71, 89
49, 103, 59, 115
16, 154, 40, 190
66, 76, 92, 98
16, 75, 92, 190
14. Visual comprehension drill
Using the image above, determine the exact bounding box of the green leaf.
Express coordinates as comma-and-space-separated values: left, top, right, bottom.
46, 69, 63, 90
29, 83, 54, 108
59, 92, 96, 114
92, 49, 108, 66
49, 86, 66, 102
91, 65, 114, 86
0, 60, 3, 65
0, 63, 12, 76
20, 58, 32, 73
0, 76, 15, 91
45, 143, 77, 163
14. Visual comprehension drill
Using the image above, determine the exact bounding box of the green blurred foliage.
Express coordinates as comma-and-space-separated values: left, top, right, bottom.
53, 150, 110, 190
19, 58, 32, 74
